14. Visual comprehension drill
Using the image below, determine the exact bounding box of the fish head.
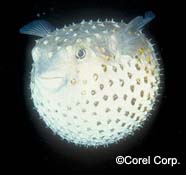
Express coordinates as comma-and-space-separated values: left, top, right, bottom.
30, 10, 156, 96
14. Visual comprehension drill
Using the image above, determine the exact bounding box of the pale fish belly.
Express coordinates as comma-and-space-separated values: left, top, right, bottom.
31, 48, 160, 147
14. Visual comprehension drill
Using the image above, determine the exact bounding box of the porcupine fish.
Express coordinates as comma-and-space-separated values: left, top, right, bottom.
20, 11, 161, 147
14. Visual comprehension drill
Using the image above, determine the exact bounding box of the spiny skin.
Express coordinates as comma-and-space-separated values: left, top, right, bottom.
31, 18, 161, 147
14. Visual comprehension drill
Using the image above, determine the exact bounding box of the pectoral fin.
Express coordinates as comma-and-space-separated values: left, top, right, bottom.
19, 20, 55, 37
125, 11, 155, 32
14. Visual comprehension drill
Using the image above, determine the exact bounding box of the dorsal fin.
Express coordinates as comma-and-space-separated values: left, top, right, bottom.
125, 11, 155, 32
19, 20, 55, 37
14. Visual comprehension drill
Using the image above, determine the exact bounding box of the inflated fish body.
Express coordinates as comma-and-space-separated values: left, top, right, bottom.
20, 11, 161, 147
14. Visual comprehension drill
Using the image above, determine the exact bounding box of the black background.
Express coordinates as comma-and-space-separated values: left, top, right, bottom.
2, 0, 184, 174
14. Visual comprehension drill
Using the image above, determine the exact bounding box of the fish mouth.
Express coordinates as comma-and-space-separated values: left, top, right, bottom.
39, 76, 65, 80
36, 75, 67, 91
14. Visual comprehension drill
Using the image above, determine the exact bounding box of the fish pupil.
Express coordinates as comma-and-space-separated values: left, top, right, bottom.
76, 48, 86, 59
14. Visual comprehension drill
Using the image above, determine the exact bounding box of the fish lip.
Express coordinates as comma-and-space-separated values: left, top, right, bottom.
39, 76, 65, 80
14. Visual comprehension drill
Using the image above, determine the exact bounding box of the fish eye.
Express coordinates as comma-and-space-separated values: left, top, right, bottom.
75, 48, 86, 59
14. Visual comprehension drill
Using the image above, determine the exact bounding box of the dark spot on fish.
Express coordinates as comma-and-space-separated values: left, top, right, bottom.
97, 121, 101, 126
131, 98, 136, 105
